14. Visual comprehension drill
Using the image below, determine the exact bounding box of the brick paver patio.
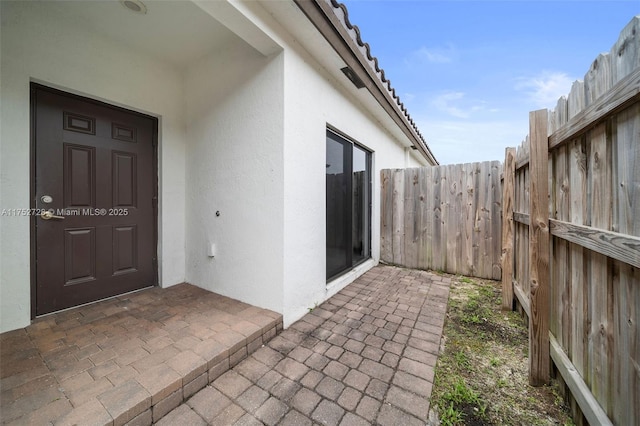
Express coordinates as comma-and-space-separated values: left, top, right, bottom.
0, 265, 450, 425
161, 265, 451, 425
0, 284, 282, 425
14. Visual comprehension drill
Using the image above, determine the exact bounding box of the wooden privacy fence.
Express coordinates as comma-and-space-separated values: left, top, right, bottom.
501, 16, 640, 426
381, 161, 502, 279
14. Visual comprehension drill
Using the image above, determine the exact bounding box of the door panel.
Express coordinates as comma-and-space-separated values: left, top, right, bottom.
326, 133, 350, 278
112, 151, 137, 207
113, 225, 137, 275
33, 85, 157, 315
351, 144, 371, 264
64, 228, 96, 285
326, 130, 372, 281
64, 143, 96, 207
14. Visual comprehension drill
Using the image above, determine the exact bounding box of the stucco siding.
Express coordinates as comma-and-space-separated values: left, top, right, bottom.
183, 41, 285, 314
224, 0, 427, 327
282, 46, 418, 325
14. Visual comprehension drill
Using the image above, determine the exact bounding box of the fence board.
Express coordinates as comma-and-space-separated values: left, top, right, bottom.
616, 103, 640, 238
553, 144, 571, 352
392, 169, 405, 265
464, 164, 477, 276
502, 149, 516, 309
528, 109, 551, 386
478, 163, 489, 278
446, 165, 460, 273
569, 137, 588, 380
441, 168, 449, 269
404, 168, 419, 269
433, 165, 444, 272
588, 116, 613, 410
380, 169, 393, 262
489, 161, 502, 279
417, 167, 433, 269
612, 17, 640, 83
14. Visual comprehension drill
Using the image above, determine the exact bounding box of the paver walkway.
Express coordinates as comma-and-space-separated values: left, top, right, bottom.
160, 265, 451, 425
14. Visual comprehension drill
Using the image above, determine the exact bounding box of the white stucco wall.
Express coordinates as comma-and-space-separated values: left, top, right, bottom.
281, 49, 418, 324
183, 41, 285, 314
228, 1, 426, 326
0, 2, 187, 332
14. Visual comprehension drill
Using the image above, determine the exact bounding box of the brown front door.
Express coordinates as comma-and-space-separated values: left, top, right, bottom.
32, 84, 157, 316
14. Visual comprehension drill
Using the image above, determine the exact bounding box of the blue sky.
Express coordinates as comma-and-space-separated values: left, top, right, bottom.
340, 1, 638, 165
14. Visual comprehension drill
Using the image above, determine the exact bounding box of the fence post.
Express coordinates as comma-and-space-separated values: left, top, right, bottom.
528, 109, 550, 386
501, 148, 516, 310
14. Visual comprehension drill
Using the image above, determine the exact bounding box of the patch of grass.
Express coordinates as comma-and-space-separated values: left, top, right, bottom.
431, 273, 574, 425
443, 379, 480, 405
460, 294, 491, 326
440, 402, 464, 426
465, 298, 479, 310
478, 284, 496, 299
464, 313, 481, 325
454, 350, 470, 370
438, 378, 487, 424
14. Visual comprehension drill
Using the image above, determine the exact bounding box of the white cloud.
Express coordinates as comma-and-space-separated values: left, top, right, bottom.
403, 93, 416, 103
430, 92, 495, 119
432, 91, 468, 118
405, 44, 457, 66
416, 47, 453, 64
515, 71, 576, 109
420, 118, 529, 165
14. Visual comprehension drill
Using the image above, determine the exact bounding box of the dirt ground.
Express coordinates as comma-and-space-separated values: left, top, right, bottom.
428, 274, 575, 426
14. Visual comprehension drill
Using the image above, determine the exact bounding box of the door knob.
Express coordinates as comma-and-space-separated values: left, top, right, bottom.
41, 210, 65, 220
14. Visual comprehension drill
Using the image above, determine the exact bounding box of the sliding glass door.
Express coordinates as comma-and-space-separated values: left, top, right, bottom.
326, 129, 371, 280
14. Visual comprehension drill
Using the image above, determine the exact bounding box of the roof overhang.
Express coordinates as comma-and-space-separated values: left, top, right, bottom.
294, 0, 438, 165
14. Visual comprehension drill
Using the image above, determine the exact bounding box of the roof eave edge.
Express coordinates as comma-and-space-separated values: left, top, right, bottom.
293, 0, 438, 165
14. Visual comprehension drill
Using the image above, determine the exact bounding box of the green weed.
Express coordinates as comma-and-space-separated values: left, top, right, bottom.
440, 402, 464, 426
454, 350, 470, 370
443, 379, 480, 405
465, 298, 480, 310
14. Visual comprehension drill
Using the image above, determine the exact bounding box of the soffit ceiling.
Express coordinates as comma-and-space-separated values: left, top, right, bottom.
20, 0, 239, 68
